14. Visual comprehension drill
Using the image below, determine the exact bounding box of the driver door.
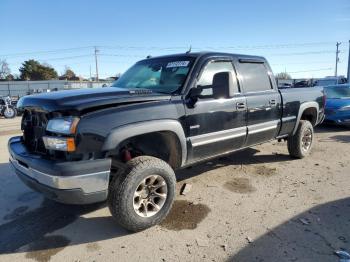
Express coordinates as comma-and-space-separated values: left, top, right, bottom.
185, 59, 247, 163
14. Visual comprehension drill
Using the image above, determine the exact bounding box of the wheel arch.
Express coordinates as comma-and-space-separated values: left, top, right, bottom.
292, 102, 319, 135
102, 120, 187, 168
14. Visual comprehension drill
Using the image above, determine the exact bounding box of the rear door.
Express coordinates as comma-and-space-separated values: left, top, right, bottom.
234, 58, 281, 146
185, 58, 247, 162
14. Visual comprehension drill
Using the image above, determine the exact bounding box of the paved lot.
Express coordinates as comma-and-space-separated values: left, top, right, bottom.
0, 117, 349, 262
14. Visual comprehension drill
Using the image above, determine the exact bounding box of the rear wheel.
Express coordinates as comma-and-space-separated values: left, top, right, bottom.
108, 156, 176, 232
2, 106, 17, 118
287, 120, 314, 159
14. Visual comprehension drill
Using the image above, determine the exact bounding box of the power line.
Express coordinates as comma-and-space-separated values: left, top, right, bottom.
1, 40, 348, 58
100, 45, 188, 51
286, 68, 333, 74
0, 46, 94, 58
99, 41, 344, 51
3, 41, 348, 78
271, 60, 333, 66
99, 53, 145, 58
38, 54, 92, 62
268, 50, 346, 56
4, 49, 347, 63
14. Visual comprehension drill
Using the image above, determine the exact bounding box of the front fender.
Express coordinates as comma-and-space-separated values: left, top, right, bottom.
102, 119, 187, 166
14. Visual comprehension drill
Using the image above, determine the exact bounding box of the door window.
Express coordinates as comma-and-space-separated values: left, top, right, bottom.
197, 61, 239, 97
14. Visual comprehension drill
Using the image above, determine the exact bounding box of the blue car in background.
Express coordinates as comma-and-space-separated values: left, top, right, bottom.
324, 84, 350, 126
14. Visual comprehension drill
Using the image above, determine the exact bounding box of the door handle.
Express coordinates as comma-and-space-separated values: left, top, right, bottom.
269, 99, 277, 106
236, 102, 246, 110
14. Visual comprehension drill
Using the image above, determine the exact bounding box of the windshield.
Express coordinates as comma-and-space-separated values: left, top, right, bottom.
324, 87, 350, 99
111, 57, 195, 94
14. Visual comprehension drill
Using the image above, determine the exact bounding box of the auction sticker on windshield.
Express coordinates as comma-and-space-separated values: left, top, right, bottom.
166, 61, 190, 68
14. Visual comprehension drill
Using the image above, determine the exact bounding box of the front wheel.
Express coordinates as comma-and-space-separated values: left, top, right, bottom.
2, 106, 17, 119
287, 120, 314, 159
108, 156, 176, 232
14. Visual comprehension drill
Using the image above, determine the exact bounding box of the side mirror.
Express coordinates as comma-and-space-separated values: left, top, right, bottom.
188, 87, 203, 98
186, 87, 203, 108
212, 71, 233, 99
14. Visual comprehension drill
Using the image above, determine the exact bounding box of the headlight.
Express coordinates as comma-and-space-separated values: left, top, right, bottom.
43, 136, 76, 152
339, 105, 350, 111
46, 117, 79, 134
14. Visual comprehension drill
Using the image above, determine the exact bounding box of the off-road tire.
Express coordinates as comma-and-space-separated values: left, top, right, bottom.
287, 120, 314, 159
107, 156, 176, 232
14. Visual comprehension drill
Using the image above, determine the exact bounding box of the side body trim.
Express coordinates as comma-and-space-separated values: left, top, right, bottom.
188, 120, 280, 148
184, 138, 276, 167
247, 120, 279, 135
282, 116, 297, 122
189, 127, 247, 147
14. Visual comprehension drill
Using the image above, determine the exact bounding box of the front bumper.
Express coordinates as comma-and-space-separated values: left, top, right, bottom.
8, 136, 111, 204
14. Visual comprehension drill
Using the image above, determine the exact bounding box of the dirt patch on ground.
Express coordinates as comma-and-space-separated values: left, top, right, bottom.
86, 242, 101, 252
224, 177, 256, 193
25, 235, 70, 262
253, 165, 277, 177
160, 200, 210, 231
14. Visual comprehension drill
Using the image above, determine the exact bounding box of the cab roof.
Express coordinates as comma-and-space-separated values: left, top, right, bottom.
140, 51, 266, 63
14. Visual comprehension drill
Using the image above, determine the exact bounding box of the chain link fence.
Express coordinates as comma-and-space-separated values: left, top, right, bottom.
0, 80, 113, 98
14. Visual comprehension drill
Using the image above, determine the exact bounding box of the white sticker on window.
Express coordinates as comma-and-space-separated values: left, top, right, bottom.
166, 61, 190, 68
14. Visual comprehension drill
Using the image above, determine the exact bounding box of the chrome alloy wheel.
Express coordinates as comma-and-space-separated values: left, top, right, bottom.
301, 128, 312, 152
133, 175, 167, 217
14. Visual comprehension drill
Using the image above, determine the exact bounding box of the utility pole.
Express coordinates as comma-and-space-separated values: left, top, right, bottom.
347, 40, 350, 83
94, 46, 99, 82
335, 42, 341, 78
89, 65, 92, 81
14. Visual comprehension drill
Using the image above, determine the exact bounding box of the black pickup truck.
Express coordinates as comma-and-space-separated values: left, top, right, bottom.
8, 52, 325, 231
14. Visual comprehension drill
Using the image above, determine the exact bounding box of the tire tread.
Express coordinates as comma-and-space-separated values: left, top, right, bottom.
108, 156, 175, 232
287, 120, 313, 159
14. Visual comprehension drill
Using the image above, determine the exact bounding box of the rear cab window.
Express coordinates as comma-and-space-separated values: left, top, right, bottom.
237, 61, 273, 93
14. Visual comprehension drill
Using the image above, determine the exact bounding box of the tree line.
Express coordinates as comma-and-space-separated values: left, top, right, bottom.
0, 59, 80, 81
0, 58, 292, 81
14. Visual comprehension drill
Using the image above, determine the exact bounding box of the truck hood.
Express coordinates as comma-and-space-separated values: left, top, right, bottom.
17, 87, 171, 113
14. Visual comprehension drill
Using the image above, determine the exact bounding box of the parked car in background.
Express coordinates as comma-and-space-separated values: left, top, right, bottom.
294, 80, 313, 88
278, 83, 292, 89
314, 76, 347, 87
324, 85, 350, 126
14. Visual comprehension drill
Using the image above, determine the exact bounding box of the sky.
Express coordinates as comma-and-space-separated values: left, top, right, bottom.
0, 0, 349, 79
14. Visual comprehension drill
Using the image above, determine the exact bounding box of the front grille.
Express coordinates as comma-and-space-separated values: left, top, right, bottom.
22, 110, 49, 154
